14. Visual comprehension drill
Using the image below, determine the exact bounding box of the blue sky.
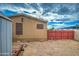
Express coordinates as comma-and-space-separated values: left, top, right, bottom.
0, 3, 79, 29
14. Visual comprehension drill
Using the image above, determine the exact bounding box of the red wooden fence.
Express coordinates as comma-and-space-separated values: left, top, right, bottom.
47, 30, 74, 40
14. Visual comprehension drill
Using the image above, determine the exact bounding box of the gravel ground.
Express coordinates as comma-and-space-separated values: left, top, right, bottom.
23, 40, 79, 56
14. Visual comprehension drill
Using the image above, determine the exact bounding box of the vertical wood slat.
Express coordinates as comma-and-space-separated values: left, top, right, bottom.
6, 21, 12, 55
0, 19, 2, 55
48, 30, 74, 40
1, 19, 7, 56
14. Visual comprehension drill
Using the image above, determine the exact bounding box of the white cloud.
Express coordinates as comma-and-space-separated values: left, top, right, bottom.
42, 13, 72, 21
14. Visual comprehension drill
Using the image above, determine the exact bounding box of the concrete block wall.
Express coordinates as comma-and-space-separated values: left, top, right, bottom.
74, 30, 79, 41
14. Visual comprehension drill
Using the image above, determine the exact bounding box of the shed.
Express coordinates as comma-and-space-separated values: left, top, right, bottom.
0, 14, 12, 56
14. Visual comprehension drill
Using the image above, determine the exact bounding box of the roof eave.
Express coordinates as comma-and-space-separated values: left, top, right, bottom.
9, 14, 48, 23
0, 14, 12, 22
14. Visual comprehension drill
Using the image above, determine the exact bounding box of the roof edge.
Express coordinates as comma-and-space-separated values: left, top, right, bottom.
9, 13, 48, 23
0, 14, 12, 22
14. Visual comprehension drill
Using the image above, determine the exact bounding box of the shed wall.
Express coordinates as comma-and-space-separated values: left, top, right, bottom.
0, 19, 2, 54
0, 17, 12, 56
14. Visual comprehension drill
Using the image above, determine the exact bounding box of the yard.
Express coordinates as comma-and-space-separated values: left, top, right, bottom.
22, 40, 79, 56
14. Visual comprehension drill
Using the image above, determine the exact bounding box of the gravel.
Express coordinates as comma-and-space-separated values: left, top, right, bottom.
23, 40, 79, 56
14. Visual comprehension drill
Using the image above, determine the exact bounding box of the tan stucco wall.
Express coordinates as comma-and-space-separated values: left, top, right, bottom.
11, 15, 47, 42
74, 30, 79, 41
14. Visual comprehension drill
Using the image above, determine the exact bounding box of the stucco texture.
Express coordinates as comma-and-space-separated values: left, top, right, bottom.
74, 30, 79, 41
11, 15, 47, 42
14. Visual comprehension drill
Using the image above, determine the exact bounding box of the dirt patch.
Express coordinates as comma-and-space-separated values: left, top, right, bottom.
23, 40, 79, 56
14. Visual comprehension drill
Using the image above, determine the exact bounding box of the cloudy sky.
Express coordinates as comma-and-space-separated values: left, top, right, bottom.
0, 3, 79, 29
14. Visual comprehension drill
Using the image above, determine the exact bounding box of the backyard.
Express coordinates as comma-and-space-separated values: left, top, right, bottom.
23, 40, 79, 56
13, 40, 79, 56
